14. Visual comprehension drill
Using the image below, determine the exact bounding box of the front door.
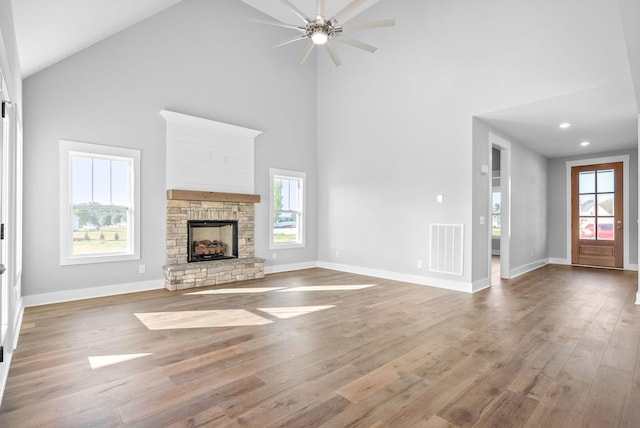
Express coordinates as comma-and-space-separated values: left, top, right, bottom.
571, 162, 623, 268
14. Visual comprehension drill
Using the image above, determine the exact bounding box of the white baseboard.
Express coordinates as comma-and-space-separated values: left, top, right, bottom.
509, 258, 549, 278
548, 257, 570, 265
472, 278, 491, 292
626, 264, 638, 271
264, 261, 319, 275
636, 291, 640, 305
0, 349, 9, 407
0, 298, 24, 406
318, 261, 476, 293
22, 279, 164, 307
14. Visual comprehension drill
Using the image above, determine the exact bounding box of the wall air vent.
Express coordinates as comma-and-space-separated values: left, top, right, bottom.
429, 224, 464, 275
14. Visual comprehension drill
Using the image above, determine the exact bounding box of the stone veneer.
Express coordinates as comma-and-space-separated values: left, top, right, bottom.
163, 192, 264, 291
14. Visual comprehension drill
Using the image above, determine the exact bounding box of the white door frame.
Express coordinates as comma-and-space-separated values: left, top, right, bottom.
488, 133, 511, 280
0, 74, 7, 348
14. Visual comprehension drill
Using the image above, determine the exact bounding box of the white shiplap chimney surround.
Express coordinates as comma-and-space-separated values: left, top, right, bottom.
160, 109, 262, 193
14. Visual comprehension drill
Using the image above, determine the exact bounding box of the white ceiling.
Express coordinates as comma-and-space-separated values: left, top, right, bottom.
480, 82, 639, 158
9, 0, 640, 159
240, 0, 381, 25
11, 0, 183, 78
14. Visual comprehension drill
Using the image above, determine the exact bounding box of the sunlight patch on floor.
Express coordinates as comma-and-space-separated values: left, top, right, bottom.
183, 287, 286, 295
277, 284, 378, 292
88, 353, 153, 369
256, 305, 335, 319
134, 310, 273, 330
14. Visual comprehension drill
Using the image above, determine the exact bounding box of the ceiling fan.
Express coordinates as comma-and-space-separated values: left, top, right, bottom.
250, 0, 395, 66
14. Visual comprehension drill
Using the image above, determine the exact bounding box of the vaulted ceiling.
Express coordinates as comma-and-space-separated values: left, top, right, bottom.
9, 0, 640, 158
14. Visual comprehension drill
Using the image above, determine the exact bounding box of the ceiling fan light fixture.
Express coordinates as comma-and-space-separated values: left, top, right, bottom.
255, 0, 396, 66
311, 29, 329, 45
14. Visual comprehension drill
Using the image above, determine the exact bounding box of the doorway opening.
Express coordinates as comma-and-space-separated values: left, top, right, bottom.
489, 133, 511, 282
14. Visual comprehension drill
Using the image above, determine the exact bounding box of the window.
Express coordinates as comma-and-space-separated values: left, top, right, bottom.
59, 140, 140, 265
577, 168, 615, 241
492, 191, 501, 237
270, 168, 305, 249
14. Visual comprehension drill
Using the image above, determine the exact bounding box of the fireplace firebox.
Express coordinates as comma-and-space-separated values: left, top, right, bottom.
187, 220, 238, 262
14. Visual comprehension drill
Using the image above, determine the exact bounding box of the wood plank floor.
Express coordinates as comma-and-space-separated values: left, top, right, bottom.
1, 264, 639, 427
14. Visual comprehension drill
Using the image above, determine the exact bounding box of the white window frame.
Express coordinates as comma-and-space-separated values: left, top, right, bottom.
59, 140, 140, 265
269, 168, 306, 249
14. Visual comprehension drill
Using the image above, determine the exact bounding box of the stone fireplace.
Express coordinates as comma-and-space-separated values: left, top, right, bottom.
163, 189, 265, 291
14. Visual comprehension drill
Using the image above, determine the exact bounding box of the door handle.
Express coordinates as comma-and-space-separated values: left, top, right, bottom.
0, 264, 5, 275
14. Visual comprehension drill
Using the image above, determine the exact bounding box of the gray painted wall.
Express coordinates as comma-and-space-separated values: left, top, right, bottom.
472, 119, 548, 283
22, 0, 318, 296
547, 149, 638, 265
315, 0, 626, 288
510, 136, 548, 270
316, 2, 476, 286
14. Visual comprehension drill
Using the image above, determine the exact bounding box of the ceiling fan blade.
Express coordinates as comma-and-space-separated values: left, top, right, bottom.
316, 0, 326, 19
280, 0, 311, 24
270, 34, 308, 49
340, 19, 396, 31
324, 41, 343, 67
334, 34, 377, 53
298, 40, 316, 64
332, 0, 369, 23
247, 18, 305, 31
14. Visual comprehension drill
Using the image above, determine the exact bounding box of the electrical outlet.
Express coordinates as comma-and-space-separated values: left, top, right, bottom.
335, 250, 340, 258
272, 253, 278, 260
417, 260, 423, 269
138, 264, 145, 274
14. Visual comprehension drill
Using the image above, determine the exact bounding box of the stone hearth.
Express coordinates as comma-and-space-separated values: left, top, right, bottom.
163, 190, 265, 291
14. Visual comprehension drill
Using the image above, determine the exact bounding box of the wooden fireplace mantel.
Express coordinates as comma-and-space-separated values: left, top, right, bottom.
167, 189, 260, 203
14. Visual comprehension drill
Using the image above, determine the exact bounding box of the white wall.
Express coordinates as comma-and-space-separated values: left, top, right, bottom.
0, 0, 23, 403
22, 0, 318, 298
0, 0, 20, 107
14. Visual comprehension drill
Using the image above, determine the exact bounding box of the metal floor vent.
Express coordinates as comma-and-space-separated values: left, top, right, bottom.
429, 224, 464, 275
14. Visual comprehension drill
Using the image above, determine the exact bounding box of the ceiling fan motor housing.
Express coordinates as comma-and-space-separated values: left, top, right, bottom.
306, 19, 340, 44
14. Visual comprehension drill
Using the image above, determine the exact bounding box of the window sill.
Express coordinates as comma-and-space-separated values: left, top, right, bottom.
269, 243, 306, 250
60, 253, 139, 266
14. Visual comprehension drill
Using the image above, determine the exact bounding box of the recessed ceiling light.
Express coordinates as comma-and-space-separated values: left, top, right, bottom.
580, 141, 590, 147
559, 122, 571, 129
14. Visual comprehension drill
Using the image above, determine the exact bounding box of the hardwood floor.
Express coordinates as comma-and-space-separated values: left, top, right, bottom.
1, 265, 639, 427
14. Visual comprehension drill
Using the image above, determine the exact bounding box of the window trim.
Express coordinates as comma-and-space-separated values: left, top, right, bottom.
269, 168, 306, 250
59, 140, 141, 265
